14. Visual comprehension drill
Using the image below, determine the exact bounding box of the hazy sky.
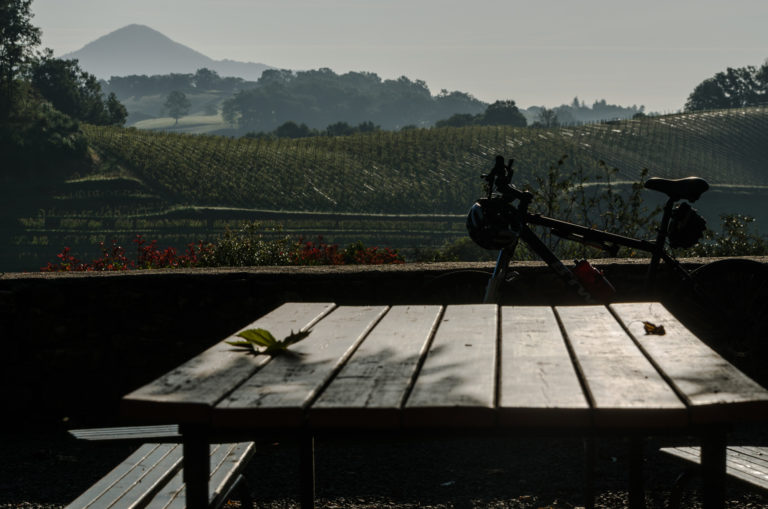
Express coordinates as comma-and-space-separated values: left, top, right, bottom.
31, 0, 768, 113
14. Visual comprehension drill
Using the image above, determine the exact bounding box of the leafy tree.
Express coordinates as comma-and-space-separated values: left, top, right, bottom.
105, 92, 127, 125
325, 121, 354, 136
435, 113, 476, 128
221, 98, 239, 127
275, 120, 315, 138
434, 89, 483, 119
220, 67, 484, 133
164, 90, 190, 124
535, 107, 559, 128
30, 51, 127, 125
356, 120, 379, 133
0, 0, 99, 173
0, 0, 40, 119
103, 70, 251, 100
1, 97, 87, 174
478, 100, 527, 127
321, 121, 380, 137
192, 68, 220, 91
525, 98, 643, 124
685, 62, 768, 111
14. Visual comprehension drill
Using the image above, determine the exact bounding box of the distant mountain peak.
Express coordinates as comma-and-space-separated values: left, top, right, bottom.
62, 24, 271, 81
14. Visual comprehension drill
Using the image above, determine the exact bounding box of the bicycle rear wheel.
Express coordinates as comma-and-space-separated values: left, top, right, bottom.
674, 258, 768, 376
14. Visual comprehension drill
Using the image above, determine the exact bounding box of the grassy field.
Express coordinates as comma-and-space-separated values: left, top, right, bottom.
3, 106, 767, 271
132, 114, 229, 134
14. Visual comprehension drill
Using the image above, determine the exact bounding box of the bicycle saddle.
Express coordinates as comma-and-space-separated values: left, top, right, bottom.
644, 176, 709, 202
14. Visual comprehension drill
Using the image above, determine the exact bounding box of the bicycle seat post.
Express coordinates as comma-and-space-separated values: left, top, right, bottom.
646, 196, 676, 287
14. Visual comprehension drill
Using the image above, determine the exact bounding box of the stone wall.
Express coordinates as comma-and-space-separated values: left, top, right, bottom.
0, 258, 739, 429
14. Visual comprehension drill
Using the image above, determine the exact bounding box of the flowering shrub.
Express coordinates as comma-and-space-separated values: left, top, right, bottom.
292, 237, 344, 265
290, 237, 404, 265
42, 236, 215, 271
135, 235, 214, 269
41, 246, 89, 272
41, 228, 404, 271
343, 240, 404, 264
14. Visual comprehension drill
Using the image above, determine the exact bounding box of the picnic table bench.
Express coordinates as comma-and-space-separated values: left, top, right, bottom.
121, 302, 768, 509
65, 425, 253, 509
661, 444, 768, 504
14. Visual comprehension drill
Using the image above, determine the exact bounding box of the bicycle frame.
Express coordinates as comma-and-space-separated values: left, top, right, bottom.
482, 190, 695, 303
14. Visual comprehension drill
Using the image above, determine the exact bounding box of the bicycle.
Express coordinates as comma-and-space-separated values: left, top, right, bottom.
429, 158, 768, 369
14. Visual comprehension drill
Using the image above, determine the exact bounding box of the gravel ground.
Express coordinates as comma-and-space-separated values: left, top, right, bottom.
3, 426, 768, 508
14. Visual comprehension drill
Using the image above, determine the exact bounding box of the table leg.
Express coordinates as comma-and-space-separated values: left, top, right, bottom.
300, 431, 315, 509
701, 431, 726, 509
583, 437, 595, 509
182, 425, 210, 509
629, 437, 645, 509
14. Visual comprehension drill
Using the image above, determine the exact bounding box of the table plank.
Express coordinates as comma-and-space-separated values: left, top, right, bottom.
404, 304, 498, 428
309, 305, 443, 428
121, 302, 335, 422
213, 305, 389, 428
611, 302, 768, 423
498, 306, 590, 427
556, 305, 687, 428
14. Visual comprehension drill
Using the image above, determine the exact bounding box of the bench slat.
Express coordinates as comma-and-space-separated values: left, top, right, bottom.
122, 302, 335, 422
404, 304, 498, 427
662, 446, 768, 491
66, 443, 182, 509
206, 442, 255, 509
556, 305, 686, 428
68, 442, 254, 509
215, 305, 389, 428
69, 425, 180, 441
611, 302, 768, 423
310, 305, 443, 428
146, 442, 255, 509
498, 306, 590, 427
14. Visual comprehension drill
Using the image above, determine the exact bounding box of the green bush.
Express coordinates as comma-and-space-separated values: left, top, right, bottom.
1, 97, 88, 175
198, 222, 294, 267
685, 214, 768, 257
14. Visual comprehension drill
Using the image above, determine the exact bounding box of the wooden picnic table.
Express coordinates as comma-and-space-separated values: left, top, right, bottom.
121, 302, 768, 509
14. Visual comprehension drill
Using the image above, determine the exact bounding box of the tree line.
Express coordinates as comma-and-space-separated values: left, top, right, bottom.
220, 68, 486, 133
1, 0, 128, 173
245, 100, 529, 139
101, 68, 254, 98
685, 59, 768, 111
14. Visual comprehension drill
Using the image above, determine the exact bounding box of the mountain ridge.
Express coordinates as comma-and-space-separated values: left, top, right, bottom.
61, 24, 272, 81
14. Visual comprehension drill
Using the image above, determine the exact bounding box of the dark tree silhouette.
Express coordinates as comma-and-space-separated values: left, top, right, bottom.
478, 100, 527, 127
30, 51, 127, 125
685, 61, 768, 111
0, 0, 40, 119
165, 90, 191, 124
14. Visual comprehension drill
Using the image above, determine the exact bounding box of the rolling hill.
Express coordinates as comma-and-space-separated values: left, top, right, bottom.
3, 107, 768, 271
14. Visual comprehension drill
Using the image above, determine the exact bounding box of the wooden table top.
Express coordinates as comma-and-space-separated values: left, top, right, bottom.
122, 302, 768, 431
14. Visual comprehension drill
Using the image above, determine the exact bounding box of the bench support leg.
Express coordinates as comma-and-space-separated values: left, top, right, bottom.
583, 437, 595, 509
629, 437, 645, 509
182, 425, 210, 509
300, 431, 315, 509
701, 431, 726, 509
